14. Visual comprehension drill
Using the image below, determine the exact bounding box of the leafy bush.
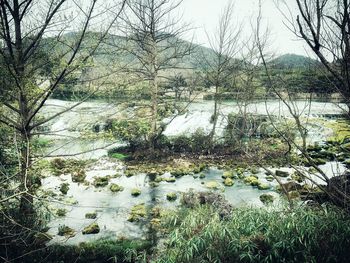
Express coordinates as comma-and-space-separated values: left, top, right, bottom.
11, 238, 152, 263
170, 129, 210, 153
155, 204, 350, 262
110, 120, 150, 149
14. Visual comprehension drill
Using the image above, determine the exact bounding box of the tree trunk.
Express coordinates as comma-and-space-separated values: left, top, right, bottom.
150, 75, 158, 151
18, 92, 35, 222
209, 86, 219, 149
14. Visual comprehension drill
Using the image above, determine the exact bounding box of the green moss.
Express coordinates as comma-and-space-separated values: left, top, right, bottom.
166, 192, 177, 201
58, 225, 75, 237
257, 183, 271, 190
275, 170, 289, 177
222, 171, 235, 179
165, 177, 176, 183
82, 223, 100, 234
59, 183, 69, 195
199, 173, 206, 179
223, 178, 234, 186
56, 208, 67, 217
154, 176, 163, 183
324, 119, 350, 143
85, 212, 97, 219
131, 188, 141, 196
265, 175, 275, 182
244, 176, 260, 186
71, 169, 86, 183
93, 176, 109, 187
251, 167, 260, 174
291, 171, 304, 183
110, 183, 124, 192
289, 190, 300, 199
205, 181, 221, 190
125, 170, 135, 177
259, 193, 275, 204
128, 204, 146, 222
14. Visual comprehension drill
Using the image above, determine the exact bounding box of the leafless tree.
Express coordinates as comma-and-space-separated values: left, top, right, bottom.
115, 0, 193, 150
200, 1, 242, 148
277, 0, 350, 114
258, 0, 350, 208
0, 0, 126, 221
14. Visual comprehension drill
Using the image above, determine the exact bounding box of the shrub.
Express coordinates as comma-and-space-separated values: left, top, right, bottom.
155, 204, 350, 262
109, 119, 150, 150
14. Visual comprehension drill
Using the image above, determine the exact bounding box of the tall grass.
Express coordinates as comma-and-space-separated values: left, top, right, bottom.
155, 204, 350, 263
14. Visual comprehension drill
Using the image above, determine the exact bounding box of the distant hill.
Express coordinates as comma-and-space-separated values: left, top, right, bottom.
43, 31, 218, 74
269, 54, 320, 69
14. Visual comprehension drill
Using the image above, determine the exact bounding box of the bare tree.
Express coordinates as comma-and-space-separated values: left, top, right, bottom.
277, 0, 350, 114
116, 0, 193, 150
257, 0, 350, 208
200, 1, 242, 148
0, 0, 125, 221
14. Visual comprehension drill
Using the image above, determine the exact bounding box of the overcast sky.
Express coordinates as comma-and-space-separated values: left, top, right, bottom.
180, 0, 310, 56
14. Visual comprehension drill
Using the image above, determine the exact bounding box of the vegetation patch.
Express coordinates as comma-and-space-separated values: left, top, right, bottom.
128, 204, 146, 222
156, 204, 350, 262
82, 223, 100, 235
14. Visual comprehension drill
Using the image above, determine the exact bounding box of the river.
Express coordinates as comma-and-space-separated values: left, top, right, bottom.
38, 99, 346, 244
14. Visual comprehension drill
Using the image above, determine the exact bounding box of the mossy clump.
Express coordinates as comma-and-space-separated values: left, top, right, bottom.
223, 178, 234, 186
191, 163, 207, 174
291, 171, 305, 183
205, 181, 220, 190
154, 176, 163, 183
58, 225, 75, 237
85, 212, 97, 219
59, 183, 69, 195
251, 167, 260, 174
257, 183, 271, 190
275, 170, 289, 177
71, 169, 86, 183
125, 170, 135, 177
128, 204, 146, 222
222, 171, 235, 179
131, 188, 141, 197
93, 176, 109, 187
289, 190, 301, 199
165, 177, 176, 183
265, 175, 275, 182
56, 208, 67, 217
110, 183, 124, 192
171, 169, 188, 178
259, 193, 275, 204
82, 223, 100, 234
166, 192, 177, 201
199, 173, 206, 179
244, 176, 260, 186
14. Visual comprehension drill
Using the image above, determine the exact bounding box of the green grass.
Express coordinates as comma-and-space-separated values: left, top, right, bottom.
23, 238, 152, 263
110, 152, 129, 161
155, 204, 350, 263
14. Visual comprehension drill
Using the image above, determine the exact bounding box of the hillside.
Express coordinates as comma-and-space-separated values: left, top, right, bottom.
269, 53, 320, 69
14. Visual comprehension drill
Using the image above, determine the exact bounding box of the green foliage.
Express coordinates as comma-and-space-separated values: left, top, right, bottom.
156, 205, 350, 262
170, 128, 210, 153
110, 120, 150, 149
22, 238, 152, 263
110, 152, 129, 161
50, 158, 87, 176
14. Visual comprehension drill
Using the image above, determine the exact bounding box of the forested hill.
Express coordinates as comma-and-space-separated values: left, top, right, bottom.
43, 31, 216, 71
44, 32, 319, 72
269, 53, 320, 69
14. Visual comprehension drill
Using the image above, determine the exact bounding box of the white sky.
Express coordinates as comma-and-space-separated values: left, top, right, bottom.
180, 0, 310, 56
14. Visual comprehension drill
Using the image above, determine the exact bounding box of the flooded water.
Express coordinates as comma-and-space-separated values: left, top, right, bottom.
38, 99, 346, 244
